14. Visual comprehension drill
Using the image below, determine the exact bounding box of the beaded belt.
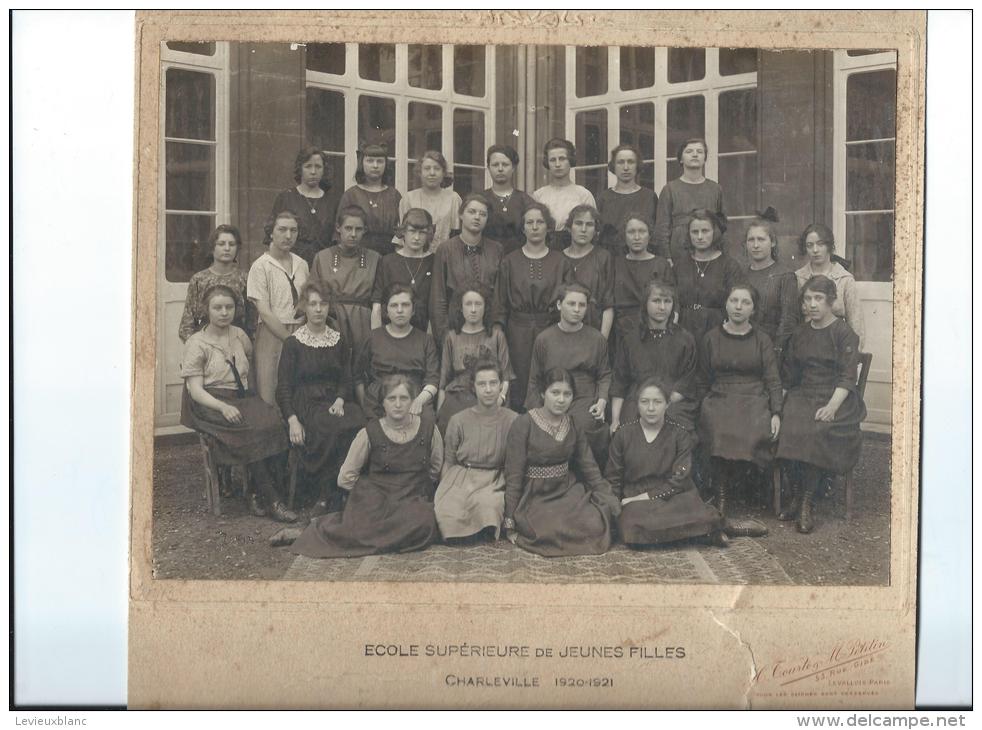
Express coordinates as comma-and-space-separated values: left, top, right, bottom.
525, 463, 569, 479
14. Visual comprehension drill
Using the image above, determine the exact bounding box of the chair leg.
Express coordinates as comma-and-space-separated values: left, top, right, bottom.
199, 437, 222, 517
844, 472, 853, 521
771, 463, 782, 517
287, 449, 300, 510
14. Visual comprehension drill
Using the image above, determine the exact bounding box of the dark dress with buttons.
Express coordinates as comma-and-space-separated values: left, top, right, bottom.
674, 252, 745, 350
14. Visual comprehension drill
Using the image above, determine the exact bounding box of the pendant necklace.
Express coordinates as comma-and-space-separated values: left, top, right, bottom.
403, 256, 426, 287
496, 190, 513, 213
694, 259, 712, 278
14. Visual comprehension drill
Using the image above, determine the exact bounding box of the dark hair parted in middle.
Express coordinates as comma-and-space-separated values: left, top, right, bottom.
449, 280, 494, 334
798, 223, 836, 256
564, 204, 600, 233
537, 366, 577, 400
687, 208, 726, 250
541, 137, 577, 168
607, 143, 643, 174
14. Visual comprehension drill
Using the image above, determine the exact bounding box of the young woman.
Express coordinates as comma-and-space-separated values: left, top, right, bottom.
610, 215, 674, 353
434, 358, 518, 541
356, 284, 439, 418
311, 205, 381, 372
532, 138, 597, 250
654, 138, 726, 263
610, 280, 698, 433
794, 224, 865, 349
276, 280, 366, 515
430, 193, 504, 346
246, 211, 309, 406
267, 146, 341, 266
437, 282, 514, 434
180, 285, 295, 523
337, 143, 402, 257
605, 377, 728, 548
525, 283, 611, 464
776, 276, 866, 534
372, 208, 436, 333
674, 209, 746, 348
483, 144, 538, 256
562, 205, 614, 337
696, 285, 783, 517
595, 144, 658, 257
503, 368, 621, 557
275, 375, 444, 557
396, 150, 462, 253
179, 224, 253, 342
742, 210, 799, 359
493, 203, 573, 412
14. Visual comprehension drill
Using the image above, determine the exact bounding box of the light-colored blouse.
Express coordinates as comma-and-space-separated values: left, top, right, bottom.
180, 326, 253, 390
246, 252, 309, 325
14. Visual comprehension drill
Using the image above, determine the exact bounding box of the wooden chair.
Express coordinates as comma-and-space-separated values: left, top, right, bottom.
772, 351, 873, 520
198, 434, 251, 517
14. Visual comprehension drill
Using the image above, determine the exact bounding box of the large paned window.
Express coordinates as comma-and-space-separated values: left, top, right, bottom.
305, 44, 495, 197
566, 47, 758, 223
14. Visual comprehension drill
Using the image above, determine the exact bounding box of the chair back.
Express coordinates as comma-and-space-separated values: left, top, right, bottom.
856, 352, 873, 400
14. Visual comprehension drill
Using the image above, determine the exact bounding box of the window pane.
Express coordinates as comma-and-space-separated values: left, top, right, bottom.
165, 68, 215, 140
452, 166, 486, 197
575, 109, 608, 170
620, 46, 654, 91
718, 154, 757, 217
719, 88, 757, 153
165, 142, 215, 211
719, 48, 757, 75
639, 162, 655, 192
575, 46, 608, 97
847, 69, 897, 141
407, 102, 443, 183
306, 88, 345, 153
454, 46, 486, 96
574, 168, 607, 199
619, 103, 655, 160
165, 213, 215, 283
409, 44, 443, 90
665, 95, 705, 159
359, 43, 395, 83
453, 108, 484, 166
306, 43, 345, 75
166, 41, 215, 56
668, 47, 705, 83
846, 212, 893, 282
358, 95, 396, 154
846, 141, 895, 211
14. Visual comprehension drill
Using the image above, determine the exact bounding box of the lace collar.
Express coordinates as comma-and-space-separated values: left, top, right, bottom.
529, 408, 570, 442
294, 324, 340, 348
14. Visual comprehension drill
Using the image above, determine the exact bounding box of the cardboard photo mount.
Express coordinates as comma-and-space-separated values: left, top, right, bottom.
130, 10, 925, 709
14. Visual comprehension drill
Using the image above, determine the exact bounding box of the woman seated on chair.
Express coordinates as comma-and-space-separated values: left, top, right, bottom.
272, 374, 443, 557
180, 284, 296, 523
276, 280, 366, 515
776, 275, 866, 534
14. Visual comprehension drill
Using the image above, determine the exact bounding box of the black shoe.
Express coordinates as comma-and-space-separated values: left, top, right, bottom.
269, 501, 298, 524
709, 529, 730, 548
246, 492, 267, 517
269, 527, 304, 547
724, 518, 769, 538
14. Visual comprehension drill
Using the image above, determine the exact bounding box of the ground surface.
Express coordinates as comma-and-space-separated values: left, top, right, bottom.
151, 433, 892, 585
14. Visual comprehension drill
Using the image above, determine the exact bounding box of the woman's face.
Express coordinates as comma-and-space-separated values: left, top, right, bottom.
569, 212, 597, 247
637, 385, 668, 428
362, 155, 386, 182
802, 289, 834, 322
680, 142, 707, 170
546, 146, 571, 181
523, 209, 548, 245
419, 158, 444, 190
646, 288, 674, 327
386, 292, 414, 328
460, 201, 489, 235
689, 218, 716, 252
542, 380, 573, 417
212, 232, 238, 264
613, 150, 639, 184
804, 231, 831, 266
382, 384, 413, 421
557, 291, 588, 326
624, 219, 650, 255
746, 225, 775, 264
461, 290, 485, 327
300, 155, 325, 187
207, 294, 236, 329
725, 288, 755, 326
487, 152, 514, 186
402, 220, 432, 254
337, 215, 366, 248
473, 369, 502, 409
270, 216, 299, 255
304, 291, 330, 327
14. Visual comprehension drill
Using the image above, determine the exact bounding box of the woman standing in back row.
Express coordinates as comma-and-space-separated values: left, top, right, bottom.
483, 145, 538, 256
337, 142, 402, 258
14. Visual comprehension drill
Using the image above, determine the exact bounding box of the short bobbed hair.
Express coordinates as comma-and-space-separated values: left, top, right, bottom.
798, 223, 836, 256
541, 138, 577, 168
293, 146, 328, 185
607, 143, 642, 174
486, 144, 520, 167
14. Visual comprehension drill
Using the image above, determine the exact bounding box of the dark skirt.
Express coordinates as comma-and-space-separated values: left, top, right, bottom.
569, 397, 611, 465
437, 389, 476, 435
505, 312, 554, 412
698, 382, 776, 466
617, 488, 723, 545
294, 394, 367, 486
776, 385, 866, 474
513, 474, 618, 557
180, 386, 288, 465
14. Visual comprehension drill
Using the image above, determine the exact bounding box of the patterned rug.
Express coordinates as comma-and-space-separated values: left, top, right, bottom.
282, 537, 792, 584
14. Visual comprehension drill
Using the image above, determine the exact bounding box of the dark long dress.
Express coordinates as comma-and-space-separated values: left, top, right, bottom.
337, 185, 402, 257
653, 178, 725, 263
564, 246, 614, 332
275, 325, 367, 494
269, 186, 342, 266
605, 420, 722, 545
595, 186, 659, 257
372, 252, 435, 333
776, 320, 866, 474
493, 249, 573, 411
674, 252, 745, 349
695, 326, 783, 467
611, 255, 674, 356
611, 324, 699, 430
744, 261, 800, 358
356, 326, 440, 417
437, 328, 514, 434
483, 188, 537, 256
291, 413, 441, 558
504, 410, 620, 557
430, 235, 504, 346
178, 267, 254, 342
